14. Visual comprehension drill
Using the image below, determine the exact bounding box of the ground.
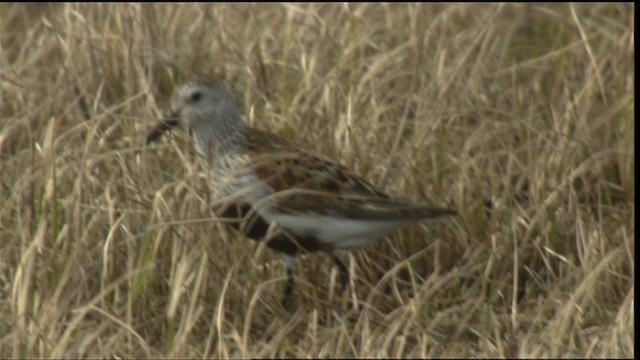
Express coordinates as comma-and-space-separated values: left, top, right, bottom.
0, 3, 634, 358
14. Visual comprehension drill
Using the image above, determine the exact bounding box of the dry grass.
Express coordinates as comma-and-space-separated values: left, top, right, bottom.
0, 3, 634, 358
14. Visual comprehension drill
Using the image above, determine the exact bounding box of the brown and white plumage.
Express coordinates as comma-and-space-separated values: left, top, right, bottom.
147, 78, 456, 302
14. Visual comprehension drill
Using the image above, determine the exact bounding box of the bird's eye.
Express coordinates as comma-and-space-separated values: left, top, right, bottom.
190, 91, 202, 102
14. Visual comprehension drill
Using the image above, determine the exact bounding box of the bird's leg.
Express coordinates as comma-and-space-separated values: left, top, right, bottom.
282, 254, 296, 306
328, 251, 349, 295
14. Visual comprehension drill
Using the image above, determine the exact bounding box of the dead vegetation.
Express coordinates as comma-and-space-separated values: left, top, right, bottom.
0, 3, 634, 358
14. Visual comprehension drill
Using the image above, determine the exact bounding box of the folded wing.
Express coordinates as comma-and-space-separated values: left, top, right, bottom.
243, 129, 456, 221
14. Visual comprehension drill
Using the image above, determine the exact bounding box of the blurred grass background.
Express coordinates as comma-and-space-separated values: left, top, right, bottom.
0, 3, 634, 358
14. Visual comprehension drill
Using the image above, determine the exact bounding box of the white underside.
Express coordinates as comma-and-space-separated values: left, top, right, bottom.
261, 210, 417, 249
210, 169, 420, 249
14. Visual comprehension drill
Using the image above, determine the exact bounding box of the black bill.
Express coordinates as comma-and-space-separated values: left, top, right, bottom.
146, 118, 180, 144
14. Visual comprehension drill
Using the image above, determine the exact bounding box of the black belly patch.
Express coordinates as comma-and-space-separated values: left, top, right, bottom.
218, 203, 327, 255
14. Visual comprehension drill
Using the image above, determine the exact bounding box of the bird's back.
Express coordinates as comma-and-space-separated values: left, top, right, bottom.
205, 127, 455, 249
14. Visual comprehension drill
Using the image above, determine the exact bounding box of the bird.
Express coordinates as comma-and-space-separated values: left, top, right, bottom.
146, 78, 457, 304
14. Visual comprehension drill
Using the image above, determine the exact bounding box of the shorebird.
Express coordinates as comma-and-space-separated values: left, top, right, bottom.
146, 78, 456, 303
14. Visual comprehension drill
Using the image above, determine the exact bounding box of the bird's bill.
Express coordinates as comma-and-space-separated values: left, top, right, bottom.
145, 112, 180, 144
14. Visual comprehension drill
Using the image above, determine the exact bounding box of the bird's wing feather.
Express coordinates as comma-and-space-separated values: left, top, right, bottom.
244, 128, 456, 220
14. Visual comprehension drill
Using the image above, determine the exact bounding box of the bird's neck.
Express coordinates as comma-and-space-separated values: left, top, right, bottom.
192, 119, 247, 160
